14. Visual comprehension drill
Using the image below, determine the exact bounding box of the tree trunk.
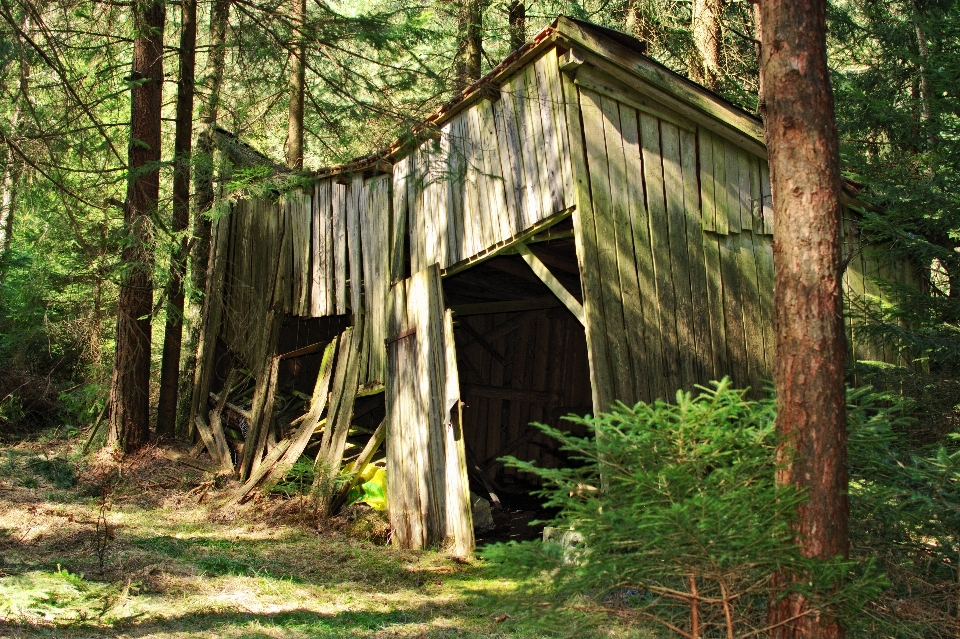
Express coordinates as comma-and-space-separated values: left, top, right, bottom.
108, 0, 165, 453
752, 0, 764, 113
285, 0, 306, 169
507, 1, 525, 51
454, 0, 483, 91
179, 0, 229, 434
761, 0, 849, 637
691, 0, 724, 89
0, 16, 30, 257
0, 111, 20, 255
156, 0, 197, 438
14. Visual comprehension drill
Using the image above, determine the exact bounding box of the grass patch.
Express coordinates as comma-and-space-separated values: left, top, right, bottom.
0, 431, 654, 638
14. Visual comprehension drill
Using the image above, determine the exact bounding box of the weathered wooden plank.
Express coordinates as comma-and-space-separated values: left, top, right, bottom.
719, 233, 748, 385
491, 95, 521, 237
298, 192, 313, 315
221, 438, 291, 509
362, 175, 391, 383
391, 158, 409, 285
543, 48, 575, 210
512, 72, 542, 229
347, 179, 364, 316
712, 133, 730, 235
412, 266, 450, 541
755, 234, 775, 375
241, 315, 281, 481
311, 182, 326, 316
189, 213, 231, 441
698, 129, 717, 232
332, 181, 348, 314
385, 279, 422, 548
315, 321, 363, 509
439, 119, 461, 267
262, 336, 338, 489
523, 64, 553, 224
737, 148, 753, 235
449, 115, 470, 262
459, 114, 482, 261
443, 309, 474, 557
534, 54, 565, 216
760, 161, 774, 235
583, 90, 634, 405
680, 127, 714, 384
640, 111, 682, 397
661, 120, 696, 390
496, 73, 529, 233
465, 105, 493, 253
702, 231, 726, 380
724, 139, 742, 234
603, 99, 648, 403
749, 154, 763, 234
563, 76, 609, 413
621, 104, 660, 402
477, 98, 512, 245
739, 230, 766, 393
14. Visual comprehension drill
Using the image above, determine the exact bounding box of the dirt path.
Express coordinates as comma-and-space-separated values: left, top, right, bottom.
0, 435, 536, 638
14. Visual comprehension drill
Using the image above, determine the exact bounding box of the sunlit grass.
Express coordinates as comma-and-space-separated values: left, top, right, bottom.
0, 433, 658, 638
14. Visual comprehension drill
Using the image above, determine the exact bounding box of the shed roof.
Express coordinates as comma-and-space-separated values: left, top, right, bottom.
308, 16, 766, 179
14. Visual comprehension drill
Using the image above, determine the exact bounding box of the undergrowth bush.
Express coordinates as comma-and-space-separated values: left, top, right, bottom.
482, 379, 959, 639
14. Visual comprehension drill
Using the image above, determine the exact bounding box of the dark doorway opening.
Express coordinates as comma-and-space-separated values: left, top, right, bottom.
442, 229, 592, 542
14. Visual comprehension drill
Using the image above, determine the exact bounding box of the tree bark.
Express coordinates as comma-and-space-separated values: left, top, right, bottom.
285, 0, 306, 169
179, 0, 229, 434
507, 1, 525, 51
454, 0, 483, 91
0, 109, 20, 255
761, 0, 849, 637
0, 16, 30, 257
156, 0, 197, 437
108, 0, 165, 453
691, 0, 724, 89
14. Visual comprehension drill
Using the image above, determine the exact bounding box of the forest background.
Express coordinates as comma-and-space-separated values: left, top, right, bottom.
0, 0, 957, 444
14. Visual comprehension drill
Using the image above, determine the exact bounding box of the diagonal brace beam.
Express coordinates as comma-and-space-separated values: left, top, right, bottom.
515, 243, 586, 326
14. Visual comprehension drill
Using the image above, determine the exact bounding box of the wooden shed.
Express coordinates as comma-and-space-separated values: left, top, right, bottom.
191, 17, 912, 555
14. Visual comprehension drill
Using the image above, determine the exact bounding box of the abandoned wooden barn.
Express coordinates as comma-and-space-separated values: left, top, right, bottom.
189, 17, 914, 556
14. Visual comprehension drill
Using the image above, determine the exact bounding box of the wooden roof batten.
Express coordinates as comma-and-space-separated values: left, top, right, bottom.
309, 16, 769, 180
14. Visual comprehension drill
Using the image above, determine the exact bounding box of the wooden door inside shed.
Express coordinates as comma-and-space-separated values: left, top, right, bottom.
385, 264, 474, 556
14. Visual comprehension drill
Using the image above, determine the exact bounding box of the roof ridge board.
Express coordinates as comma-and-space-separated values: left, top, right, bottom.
552, 16, 764, 144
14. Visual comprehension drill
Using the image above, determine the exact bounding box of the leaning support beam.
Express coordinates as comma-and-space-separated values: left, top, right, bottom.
515, 243, 586, 325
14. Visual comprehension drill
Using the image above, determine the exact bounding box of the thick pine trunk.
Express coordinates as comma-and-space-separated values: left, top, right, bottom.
156, 0, 197, 437
285, 0, 306, 169
691, 0, 724, 89
108, 0, 165, 452
454, 0, 483, 91
178, 0, 229, 434
507, 1, 525, 51
761, 0, 849, 637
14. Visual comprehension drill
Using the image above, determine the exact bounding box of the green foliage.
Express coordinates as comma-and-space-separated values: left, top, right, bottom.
846, 387, 960, 637
0, 567, 121, 623
28, 456, 78, 489
268, 455, 317, 497
481, 381, 957, 638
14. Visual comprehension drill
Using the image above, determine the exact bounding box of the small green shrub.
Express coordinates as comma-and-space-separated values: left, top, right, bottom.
28, 456, 77, 488
483, 379, 886, 638
268, 456, 316, 497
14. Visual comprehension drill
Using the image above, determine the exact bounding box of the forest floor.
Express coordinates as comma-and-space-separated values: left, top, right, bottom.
0, 430, 650, 639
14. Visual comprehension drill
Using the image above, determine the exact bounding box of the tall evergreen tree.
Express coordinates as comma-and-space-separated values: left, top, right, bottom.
761, 0, 849, 637
108, 0, 165, 452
